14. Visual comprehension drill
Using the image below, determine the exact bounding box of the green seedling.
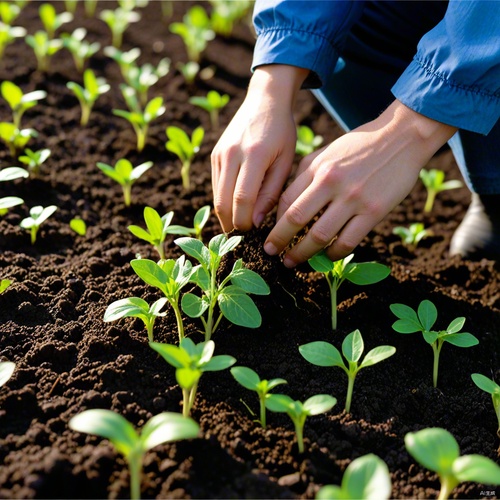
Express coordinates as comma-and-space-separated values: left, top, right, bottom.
100, 6, 140, 48
266, 393, 336, 453
169, 5, 215, 63
0, 122, 37, 157
390, 299, 479, 387
84, 0, 98, 17
176, 61, 200, 85
130, 255, 194, 340
309, 251, 390, 330
62, 28, 101, 72
0, 23, 26, 59
25, 31, 63, 72
300, 329, 395, 413
230, 366, 287, 427
104, 296, 168, 342
471, 373, 500, 437
189, 90, 229, 129
175, 233, 270, 341
104, 46, 141, 78
393, 222, 431, 249
0, 279, 12, 294
96, 159, 153, 207
150, 337, 236, 417
64, 0, 78, 14
20, 205, 57, 244
128, 207, 176, 260
0, 196, 23, 216
18, 148, 51, 177
295, 125, 324, 157
0, 166, 29, 181
113, 86, 165, 152
118, 0, 149, 10
405, 427, 500, 500
0, 1, 22, 25
165, 125, 204, 191
0, 360, 15, 386
168, 205, 211, 241
67, 69, 110, 126
316, 453, 392, 500
419, 168, 463, 213
209, 0, 252, 37
69, 217, 87, 236
1, 81, 47, 129
69, 409, 199, 500
39, 3, 73, 39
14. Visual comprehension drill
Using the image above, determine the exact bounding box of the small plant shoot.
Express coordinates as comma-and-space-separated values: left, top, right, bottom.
0, 122, 37, 157
25, 30, 63, 72
300, 329, 396, 413
209, 0, 252, 37
176, 61, 200, 85
175, 234, 270, 341
471, 373, 500, 437
393, 222, 431, 249
405, 427, 500, 500
38, 3, 73, 39
0, 196, 23, 216
316, 453, 392, 500
0, 279, 12, 294
309, 251, 390, 330
0, 360, 15, 387
99, 6, 140, 48
0, 23, 26, 60
390, 300, 479, 387
20, 205, 57, 244
419, 168, 463, 213
167, 205, 211, 241
69, 409, 199, 500
0, 81, 47, 129
230, 366, 287, 427
69, 217, 87, 236
265, 393, 337, 453
0, 166, 29, 181
150, 337, 236, 417
18, 148, 50, 177
62, 28, 100, 72
295, 124, 324, 157
189, 90, 229, 129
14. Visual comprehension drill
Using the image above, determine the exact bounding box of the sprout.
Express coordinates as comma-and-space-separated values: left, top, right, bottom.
69, 218, 87, 236
0, 122, 38, 157
61, 28, 101, 73
0, 22, 26, 59
189, 90, 230, 129
167, 205, 211, 241
18, 148, 51, 177
471, 373, 500, 438
0, 2, 22, 25
0, 166, 29, 181
0, 81, 47, 129
392, 222, 431, 249
419, 168, 463, 213
0, 196, 23, 216
99, 6, 141, 48
176, 61, 200, 85
208, 0, 252, 37
295, 125, 324, 157
38, 3, 73, 39
20, 205, 57, 244
25, 31, 63, 72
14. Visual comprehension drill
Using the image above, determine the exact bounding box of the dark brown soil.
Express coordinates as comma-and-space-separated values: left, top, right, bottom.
0, 2, 499, 499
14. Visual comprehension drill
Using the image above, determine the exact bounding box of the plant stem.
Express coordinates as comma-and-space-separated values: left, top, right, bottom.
294, 420, 304, 454
259, 397, 266, 428
424, 189, 437, 213
80, 104, 90, 126
345, 372, 356, 413
437, 474, 458, 500
432, 340, 444, 388
145, 318, 154, 342
30, 226, 37, 245
171, 300, 184, 341
182, 387, 190, 418
136, 126, 146, 152
122, 184, 132, 207
128, 453, 143, 500
181, 161, 191, 191
326, 274, 337, 330
187, 382, 198, 415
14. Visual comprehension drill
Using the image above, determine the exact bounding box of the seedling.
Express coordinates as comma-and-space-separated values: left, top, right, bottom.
67, 69, 110, 126
84, 0, 97, 17
104, 296, 168, 342
165, 125, 204, 191
0, 166, 29, 181
405, 427, 500, 500
25, 31, 63, 72
175, 234, 270, 341
150, 337, 236, 417
316, 454, 392, 500
0, 81, 47, 129
169, 5, 215, 63
69, 409, 199, 500
471, 373, 500, 437
0, 2, 22, 25
61, 28, 101, 73
390, 299, 479, 387
299, 329, 395, 413
104, 46, 141, 79
176, 61, 200, 85
39, 3, 72, 39
0, 122, 37, 157
230, 366, 287, 427
295, 125, 323, 157
99, 6, 140, 48
0, 196, 23, 216
130, 255, 194, 340
189, 90, 229, 129
308, 251, 390, 330
393, 222, 431, 249
168, 205, 211, 241
0, 360, 15, 386
96, 159, 153, 207
266, 393, 336, 453
419, 168, 463, 213
69, 218, 87, 236
18, 148, 51, 177
20, 205, 57, 244
0, 23, 26, 60
0, 279, 12, 294
113, 86, 165, 152
209, 0, 252, 37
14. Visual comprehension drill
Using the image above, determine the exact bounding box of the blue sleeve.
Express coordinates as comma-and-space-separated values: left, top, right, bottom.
251, 0, 364, 88
392, 0, 500, 135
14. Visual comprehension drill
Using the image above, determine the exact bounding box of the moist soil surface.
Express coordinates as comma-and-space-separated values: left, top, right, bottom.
0, 2, 499, 499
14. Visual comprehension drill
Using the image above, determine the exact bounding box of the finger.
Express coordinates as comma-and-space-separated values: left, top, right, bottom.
213, 157, 240, 233
276, 166, 314, 221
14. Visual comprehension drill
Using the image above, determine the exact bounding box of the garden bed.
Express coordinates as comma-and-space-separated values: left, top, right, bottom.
0, 2, 499, 499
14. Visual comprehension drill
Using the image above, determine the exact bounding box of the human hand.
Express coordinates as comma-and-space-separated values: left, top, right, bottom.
264, 100, 457, 267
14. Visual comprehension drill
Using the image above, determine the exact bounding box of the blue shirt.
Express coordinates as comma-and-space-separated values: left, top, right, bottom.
252, 0, 500, 135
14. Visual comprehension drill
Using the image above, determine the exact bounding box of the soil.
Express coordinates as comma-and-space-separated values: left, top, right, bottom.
0, 2, 499, 499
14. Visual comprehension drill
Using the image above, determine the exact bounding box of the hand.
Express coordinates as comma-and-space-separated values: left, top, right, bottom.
211, 65, 308, 232
264, 100, 458, 267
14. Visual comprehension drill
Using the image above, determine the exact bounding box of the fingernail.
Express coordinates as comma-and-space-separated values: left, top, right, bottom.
254, 212, 264, 228
264, 242, 277, 256
283, 256, 296, 268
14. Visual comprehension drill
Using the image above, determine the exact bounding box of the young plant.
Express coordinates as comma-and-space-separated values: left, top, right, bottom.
20, 205, 57, 244
316, 454, 392, 500
299, 329, 396, 413
39, 3, 73, 39
230, 366, 287, 427
0, 23, 26, 60
67, 69, 110, 126
295, 124, 324, 157
308, 251, 390, 330
169, 5, 215, 63
471, 373, 500, 437
96, 159, 153, 207
0, 122, 37, 157
99, 6, 140, 48
1, 81, 47, 129
0, 278, 12, 294
266, 393, 336, 453
113, 86, 165, 152
176, 61, 200, 85
69, 217, 87, 236
104, 296, 168, 342
189, 90, 229, 129
25, 31, 63, 72
0, 360, 15, 386
209, 0, 252, 37
405, 427, 500, 500
0, 166, 29, 181
390, 299, 479, 387
150, 337, 236, 417
0, 196, 23, 216
419, 168, 463, 213
0, 1, 22, 25
61, 28, 101, 72
165, 125, 204, 191
393, 222, 431, 249
84, 0, 98, 18
175, 233, 270, 341
130, 255, 194, 340
69, 409, 199, 500
18, 148, 51, 177
104, 46, 141, 79
168, 205, 210, 241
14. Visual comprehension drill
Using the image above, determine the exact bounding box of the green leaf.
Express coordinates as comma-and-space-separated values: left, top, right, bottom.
176, 367, 201, 390
143, 206, 164, 240
69, 218, 87, 236
218, 234, 242, 256
103, 296, 149, 322
130, 259, 168, 293
141, 412, 199, 451
390, 303, 422, 333
299, 341, 345, 368
230, 366, 260, 391
308, 251, 334, 273
422, 331, 439, 345
345, 262, 390, 285
218, 285, 261, 328
181, 292, 209, 318
442, 332, 479, 348
303, 394, 337, 415
0, 166, 29, 181
230, 265, 270, 295
265, 394, 294, 413
446, 317, 465, 334
202, 354, 236, 372
417, 300, 437, 331
453, 454, 500, 485
175, 237, 210, 267
471, 373, 500, 395
359, 346, 396, 369
316, 485, 343, 500
149, 342, 191, 368
342, 330, 364, 363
